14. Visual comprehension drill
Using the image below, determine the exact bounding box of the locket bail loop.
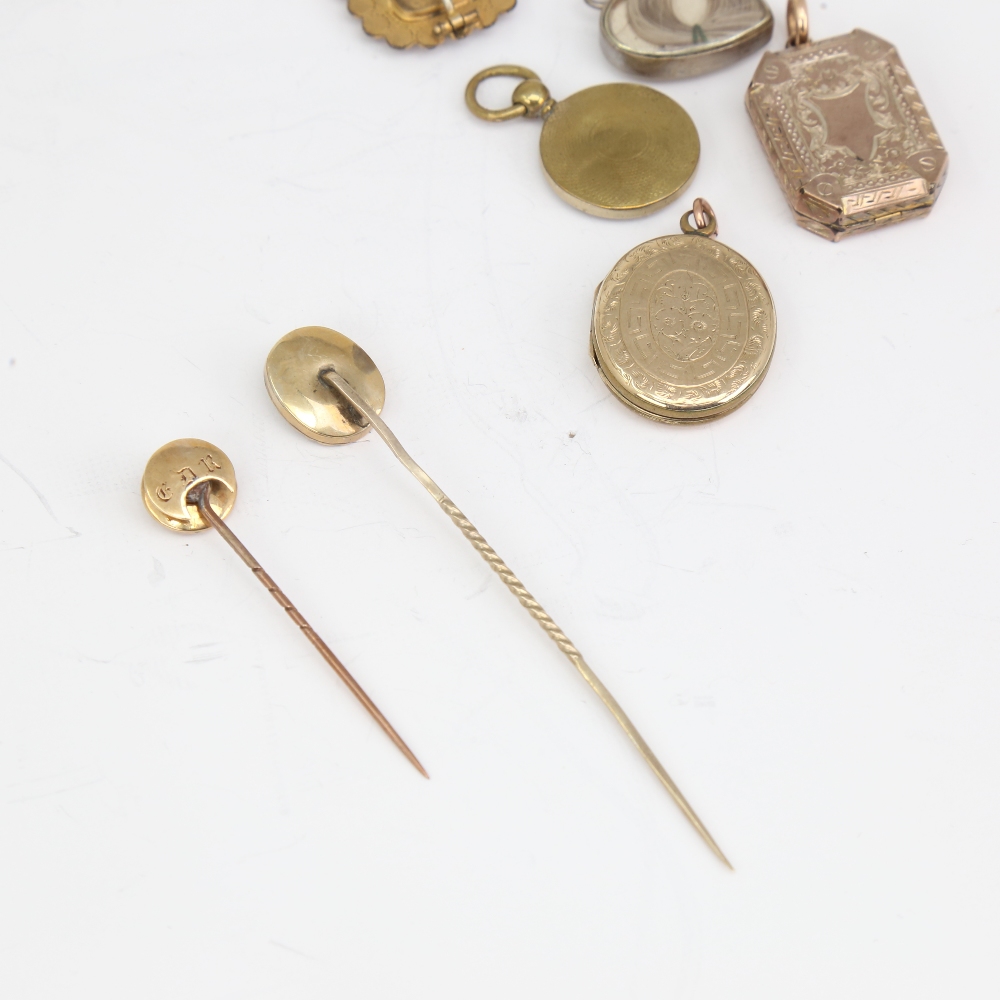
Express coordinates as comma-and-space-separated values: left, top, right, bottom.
679, 197, 718, 236
786, 0, 809, 46
465, 65, 554, 121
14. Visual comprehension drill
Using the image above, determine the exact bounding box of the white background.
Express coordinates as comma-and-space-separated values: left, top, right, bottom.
1, 0, 998, 996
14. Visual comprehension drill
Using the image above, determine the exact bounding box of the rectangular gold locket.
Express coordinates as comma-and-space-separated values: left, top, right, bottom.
746, 0, 947, 240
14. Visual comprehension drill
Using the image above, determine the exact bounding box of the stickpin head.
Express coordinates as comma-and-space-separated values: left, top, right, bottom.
142, 439, 237, 531
265, 327, 386, 445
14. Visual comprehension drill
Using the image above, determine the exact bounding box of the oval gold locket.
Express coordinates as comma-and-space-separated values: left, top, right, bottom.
591, 199, 776, 422
466, 65, 699, 218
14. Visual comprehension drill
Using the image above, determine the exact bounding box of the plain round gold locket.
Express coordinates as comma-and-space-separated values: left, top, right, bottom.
466, 65, 700, 218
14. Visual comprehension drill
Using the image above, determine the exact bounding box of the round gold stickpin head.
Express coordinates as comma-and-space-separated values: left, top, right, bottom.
142, 438, 237, 531
591, 198, 776, 422
265, 326, 386, 445
466, 66, 699, 219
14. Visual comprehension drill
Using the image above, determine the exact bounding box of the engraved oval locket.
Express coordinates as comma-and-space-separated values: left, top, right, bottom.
466, 65, 699, 218
593, 0, 773, 79
746, 0, 948, 240
591, 199, 776, 422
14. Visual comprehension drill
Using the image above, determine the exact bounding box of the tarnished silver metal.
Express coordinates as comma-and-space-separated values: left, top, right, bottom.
597, 0, 773, 79
746, 0, 948, 239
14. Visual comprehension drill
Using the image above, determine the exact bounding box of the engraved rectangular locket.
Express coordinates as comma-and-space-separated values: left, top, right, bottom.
746, 0, 947, 240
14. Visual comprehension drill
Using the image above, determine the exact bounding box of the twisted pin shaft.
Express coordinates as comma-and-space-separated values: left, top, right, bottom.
189, 482, 428, 778
320, 370, 730, 866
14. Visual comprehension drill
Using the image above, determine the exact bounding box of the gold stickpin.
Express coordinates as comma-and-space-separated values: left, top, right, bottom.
265, 328, 731, 867
465, 65, 699, 219
141, 438, 428, 778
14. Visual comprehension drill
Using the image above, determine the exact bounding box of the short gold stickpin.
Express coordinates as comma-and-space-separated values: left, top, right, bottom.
141, 438, 428, 778
265, 329, 730, 866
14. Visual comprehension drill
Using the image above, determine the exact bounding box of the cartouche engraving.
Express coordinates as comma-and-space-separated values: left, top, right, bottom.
746, 28, 947, 240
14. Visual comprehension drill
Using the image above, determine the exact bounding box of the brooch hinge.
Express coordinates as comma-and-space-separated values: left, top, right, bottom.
433, 0, 481, 39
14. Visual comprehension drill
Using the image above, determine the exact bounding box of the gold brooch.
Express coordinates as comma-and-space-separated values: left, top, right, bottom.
348, 0, 515, 48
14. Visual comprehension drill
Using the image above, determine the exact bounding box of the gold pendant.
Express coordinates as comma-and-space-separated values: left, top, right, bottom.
591, 199, 776, 422
595, 0, 773, 79
347, 0, 515, 48
746, 0, 948, 240
466, 65, 699, 218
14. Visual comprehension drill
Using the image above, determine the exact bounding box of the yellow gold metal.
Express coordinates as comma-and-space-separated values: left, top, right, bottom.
265, 326, 385, 445
142, 438, 237, 531
467, 67, 699, 219
265, 326, 731, 867
142, 438, 428, 777
347, 0, 515, 48
746, 0, 948, 239
592, 199, 775, 423
598, 0, 774, 79
511, 79, 555, 119
465, 66, 552, 121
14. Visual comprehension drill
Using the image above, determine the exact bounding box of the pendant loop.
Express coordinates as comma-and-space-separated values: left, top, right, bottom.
679, 197, 718, 236
465, 65, 554, 122
786, 0, 809, 46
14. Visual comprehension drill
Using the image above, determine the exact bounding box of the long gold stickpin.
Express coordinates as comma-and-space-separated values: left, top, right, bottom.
265, 329, 731, 866
141, 438, 428, 778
